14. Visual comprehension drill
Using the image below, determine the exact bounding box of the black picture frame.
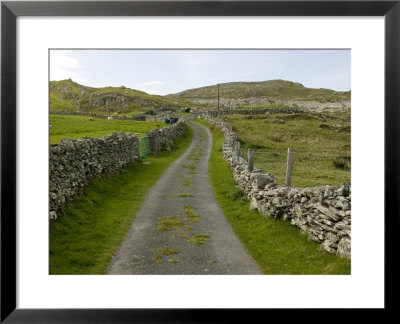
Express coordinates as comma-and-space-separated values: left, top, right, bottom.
1, 0, 398, 322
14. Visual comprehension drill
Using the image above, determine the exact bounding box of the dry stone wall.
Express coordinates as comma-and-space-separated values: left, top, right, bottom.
50, 111, 180, 122
193, 107, 349, 122
147, 120, 186, 152
49, 121, 186, 221
203, 116, 351, 258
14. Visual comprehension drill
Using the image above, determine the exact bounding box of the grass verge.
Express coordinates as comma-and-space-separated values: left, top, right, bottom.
195, 119, 351, 274
49, 125, 193, 274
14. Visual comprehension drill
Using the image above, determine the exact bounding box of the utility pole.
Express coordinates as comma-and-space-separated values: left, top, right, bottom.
217, 83, 220, 110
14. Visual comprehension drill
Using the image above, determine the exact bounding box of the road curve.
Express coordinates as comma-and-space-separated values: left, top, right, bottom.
108, 121, 261, 274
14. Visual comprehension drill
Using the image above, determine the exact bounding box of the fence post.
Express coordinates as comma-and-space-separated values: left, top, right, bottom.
285, 148, 296, 186
247, 149, 255, 172
235, 141, 241, 162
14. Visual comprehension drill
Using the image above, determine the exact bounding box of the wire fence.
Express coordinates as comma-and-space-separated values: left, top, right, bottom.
237, 147, 351, 188
138, 136, 151, 158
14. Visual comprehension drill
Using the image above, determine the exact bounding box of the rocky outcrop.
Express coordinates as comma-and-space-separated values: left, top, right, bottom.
49, 121, 186, 222
203, 116, 351, 258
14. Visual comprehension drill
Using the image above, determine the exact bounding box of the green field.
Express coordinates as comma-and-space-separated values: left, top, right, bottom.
49, 125, 193, 274
221, 113, 351, 188
196, 119, 350, 274
49, 114, 165, 144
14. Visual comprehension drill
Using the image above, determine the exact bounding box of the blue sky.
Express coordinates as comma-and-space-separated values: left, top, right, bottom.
50, 49, 350, 95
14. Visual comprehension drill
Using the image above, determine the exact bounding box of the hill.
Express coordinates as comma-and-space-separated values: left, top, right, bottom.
167, 79, 351, 111
50, 79, 185, 114
50, 79, 351, 114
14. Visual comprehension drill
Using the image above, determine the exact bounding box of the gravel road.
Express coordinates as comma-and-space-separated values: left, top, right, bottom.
108, 121, 261, 274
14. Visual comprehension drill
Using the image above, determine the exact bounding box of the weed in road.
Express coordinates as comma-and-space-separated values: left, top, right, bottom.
168, 193, 194, 198
168, 259, 180, 263
180, 233, 210, 245
181, 205, 201, 223
157, 215, 188, 232
182, 163, 197, 174
179, 177, 193, 187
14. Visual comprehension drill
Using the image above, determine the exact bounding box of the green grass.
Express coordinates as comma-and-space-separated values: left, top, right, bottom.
195, 119, 351, 274
49, 114, 164, 144
49, 125, 193, 274
221, 113, 351, 188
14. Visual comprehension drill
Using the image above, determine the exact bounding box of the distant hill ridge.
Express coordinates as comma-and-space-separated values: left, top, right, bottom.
166, 79, 350, 101
50, 79, 350, 113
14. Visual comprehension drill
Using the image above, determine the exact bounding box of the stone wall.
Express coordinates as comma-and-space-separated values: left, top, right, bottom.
203, 116, 351, 258
147, 120, 186, 152
50, 111, 180, 122
143, 111, 179, 122
49, 121, 186, 221
50, 111, 139, 120
193, 107, 349, 122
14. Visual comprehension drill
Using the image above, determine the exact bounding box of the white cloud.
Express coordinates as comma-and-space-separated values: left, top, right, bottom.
50, 50, 87, 83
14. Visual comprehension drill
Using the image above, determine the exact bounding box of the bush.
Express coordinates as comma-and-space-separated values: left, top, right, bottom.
332, 155, 351, 170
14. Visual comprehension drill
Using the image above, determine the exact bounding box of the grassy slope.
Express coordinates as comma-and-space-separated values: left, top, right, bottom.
50, 79, 187, 114
196, 119, 350, 274
49, 125, 193, 274
223, 113, 351, 188
49, 115, 166, 144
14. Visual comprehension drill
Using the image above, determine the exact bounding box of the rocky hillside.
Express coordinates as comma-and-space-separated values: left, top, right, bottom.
167, 79, 351, 112
50, 79, 351, 115
50, 79, 184, 114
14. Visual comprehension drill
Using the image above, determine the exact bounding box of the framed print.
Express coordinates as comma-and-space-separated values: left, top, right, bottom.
1, 0, 399, 321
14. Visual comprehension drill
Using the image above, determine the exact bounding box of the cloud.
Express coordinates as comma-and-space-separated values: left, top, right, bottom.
50, 50, 87, 83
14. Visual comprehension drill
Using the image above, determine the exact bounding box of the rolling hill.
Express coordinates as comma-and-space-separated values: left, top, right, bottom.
167, 79, 351, 111
50, 79, 351, 114
49, 79, 185, 114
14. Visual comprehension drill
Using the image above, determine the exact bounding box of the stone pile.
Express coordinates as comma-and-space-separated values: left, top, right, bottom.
49, 121, 186, 222
203, 116, 351, 258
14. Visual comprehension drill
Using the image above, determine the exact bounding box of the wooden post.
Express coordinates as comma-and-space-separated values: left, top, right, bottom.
217, 84, 220, 110
247, 149, 255, 172
285, 148, 296, 186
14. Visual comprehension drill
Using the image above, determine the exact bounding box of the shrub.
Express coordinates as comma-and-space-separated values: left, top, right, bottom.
332, 155, 351, 170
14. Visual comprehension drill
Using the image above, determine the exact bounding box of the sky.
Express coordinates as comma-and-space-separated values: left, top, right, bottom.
50, 49, 351, 95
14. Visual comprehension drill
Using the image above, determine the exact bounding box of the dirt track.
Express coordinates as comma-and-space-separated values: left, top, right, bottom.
108, 121, 261, 274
